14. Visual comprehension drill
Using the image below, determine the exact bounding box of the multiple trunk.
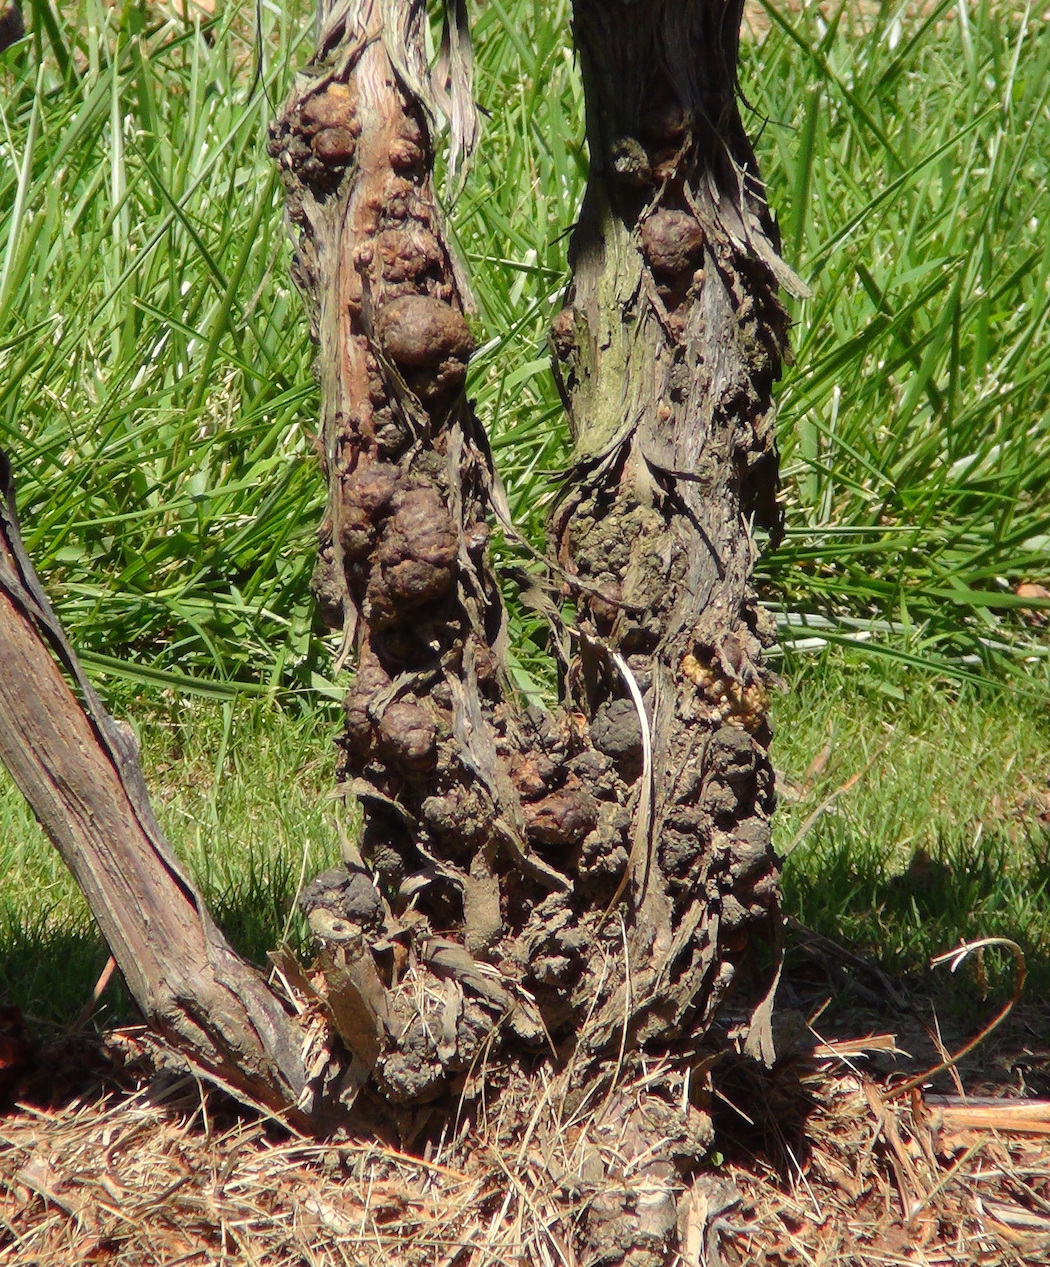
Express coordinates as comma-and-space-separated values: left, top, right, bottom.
0, 7, 792, 1219
267, 0, 790, 1106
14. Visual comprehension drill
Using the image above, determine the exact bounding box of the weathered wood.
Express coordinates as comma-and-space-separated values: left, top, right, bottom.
0, 451, 310, 1120
270, 0, 620, 1107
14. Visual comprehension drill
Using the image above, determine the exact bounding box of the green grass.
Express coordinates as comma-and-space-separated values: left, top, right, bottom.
1, 1, 324, 695
749, 1, 1050, 673
3, 2, 1050, 690
773, 653, 1050, 998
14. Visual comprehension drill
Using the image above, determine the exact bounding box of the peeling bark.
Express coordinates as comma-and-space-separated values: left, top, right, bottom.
553, 0, 796, 1058
0, 453, 312, 1123
269, 0, 601, 1107
273, 0, 792, 1127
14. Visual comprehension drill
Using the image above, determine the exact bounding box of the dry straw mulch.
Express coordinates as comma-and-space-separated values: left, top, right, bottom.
3, 1025, 1050, 1266
725, 1053, 1050, 1266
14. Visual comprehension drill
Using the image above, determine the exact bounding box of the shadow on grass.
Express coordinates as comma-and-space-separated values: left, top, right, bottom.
0, 875, 310, 1039
5, 836, 1049, 1130
0, 920, 125, 1034
779, 830, 1050, 1101
785, 806, 1050, 980
696, 812, 1050, 1180
0, 880, 317, 1116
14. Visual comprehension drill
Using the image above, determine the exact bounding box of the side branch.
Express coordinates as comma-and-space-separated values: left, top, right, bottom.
0, 450, 310, 1121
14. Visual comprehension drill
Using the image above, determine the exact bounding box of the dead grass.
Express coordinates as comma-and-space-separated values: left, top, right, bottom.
724, 1057, 1050, 1266
762, 1102, 1050, 1262
4, 1024, 1050, 1266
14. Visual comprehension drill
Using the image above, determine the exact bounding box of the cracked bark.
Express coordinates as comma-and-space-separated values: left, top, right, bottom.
554, 0, 795, 1059
272, 0, 791, 1128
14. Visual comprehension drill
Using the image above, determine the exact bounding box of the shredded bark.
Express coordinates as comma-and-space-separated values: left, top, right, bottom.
264, 21, 802, 1230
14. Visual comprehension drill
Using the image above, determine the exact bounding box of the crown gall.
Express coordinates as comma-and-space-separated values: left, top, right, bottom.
376, 295, 475, 369
301, 83, 358, 132
525, 781, 599, 848
312, 126, 357, 167
366, 488, 459, 625
377, 700, 438, 772
639, 100, 689, 146
641, 209, 705, 276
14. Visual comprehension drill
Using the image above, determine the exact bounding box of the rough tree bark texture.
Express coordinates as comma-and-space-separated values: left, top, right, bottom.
0, 453, 311, 1122
553, 0, 796, 1057
270, 0, 790, 1116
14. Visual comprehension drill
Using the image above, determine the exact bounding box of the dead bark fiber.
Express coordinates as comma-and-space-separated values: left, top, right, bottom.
0, 452, 312, 1122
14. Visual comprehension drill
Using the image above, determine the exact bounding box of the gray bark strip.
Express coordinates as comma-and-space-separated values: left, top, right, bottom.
553, 0, 787, 1051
